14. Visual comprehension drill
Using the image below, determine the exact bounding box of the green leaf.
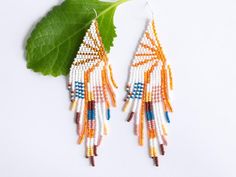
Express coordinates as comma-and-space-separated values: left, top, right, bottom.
26, 0, 126, 76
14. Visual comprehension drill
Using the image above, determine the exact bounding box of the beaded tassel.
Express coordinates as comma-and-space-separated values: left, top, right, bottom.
123, 19, 173, 167
68, 20, 117, 166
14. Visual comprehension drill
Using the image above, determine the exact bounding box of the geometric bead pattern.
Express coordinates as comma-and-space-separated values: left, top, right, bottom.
75, 81, 85, 99
68, 20, 117, 167
130, 82, 144, 99
123, 19, 173, 167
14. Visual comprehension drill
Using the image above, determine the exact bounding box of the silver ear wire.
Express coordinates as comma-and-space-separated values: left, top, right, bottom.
144, 0, 154, 19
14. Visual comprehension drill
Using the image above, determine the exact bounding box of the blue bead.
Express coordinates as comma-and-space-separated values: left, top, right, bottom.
150, 111, 155, 120
145, 111, 150, 120
88, 110, 92, 120
107, 109, 110, 120
165, 112, 170, 123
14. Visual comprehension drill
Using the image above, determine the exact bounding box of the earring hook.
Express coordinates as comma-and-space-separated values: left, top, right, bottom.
145, 0, 154, 18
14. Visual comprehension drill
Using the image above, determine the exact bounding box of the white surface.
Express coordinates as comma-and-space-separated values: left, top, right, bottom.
0, 0, 236, 177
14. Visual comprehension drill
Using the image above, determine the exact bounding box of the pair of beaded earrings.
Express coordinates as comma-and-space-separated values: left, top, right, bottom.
68, 18, 173, 167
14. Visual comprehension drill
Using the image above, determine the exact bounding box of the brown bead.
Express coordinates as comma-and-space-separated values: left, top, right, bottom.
145, 102, 149, 112
160, 144, 165, 155
94, 145, 97, 156
88, 101, 91, 110
153, 156, 159, 167
75, 112, 80, 124
90, 156, 95, 167
91, 100, 95, 109
149, 102, 154, 112
127, 112, 135, 122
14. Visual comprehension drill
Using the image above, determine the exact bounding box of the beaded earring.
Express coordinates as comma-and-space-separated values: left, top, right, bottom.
68, 20, 117, 166
123, 19, 173, 166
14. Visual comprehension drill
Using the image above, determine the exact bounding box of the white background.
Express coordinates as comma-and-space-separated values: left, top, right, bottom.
0, 0, 236, 177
